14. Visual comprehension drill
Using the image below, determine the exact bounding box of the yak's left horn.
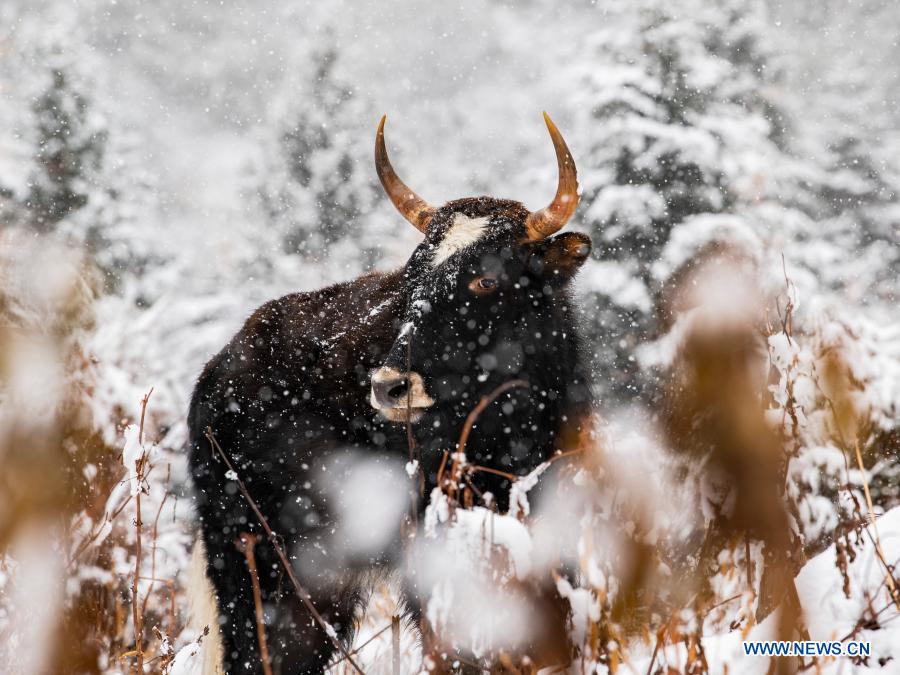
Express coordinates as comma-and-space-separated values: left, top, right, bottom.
524, 112, 580, 241
375, 116, 435, 233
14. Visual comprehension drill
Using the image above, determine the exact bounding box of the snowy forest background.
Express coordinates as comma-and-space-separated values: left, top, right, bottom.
0, 0, 898, 673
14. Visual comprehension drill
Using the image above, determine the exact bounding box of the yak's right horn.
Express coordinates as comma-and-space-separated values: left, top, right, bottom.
524, 112, 580, 241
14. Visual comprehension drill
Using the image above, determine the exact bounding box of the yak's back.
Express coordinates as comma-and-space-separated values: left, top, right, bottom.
188, 269, 405, 440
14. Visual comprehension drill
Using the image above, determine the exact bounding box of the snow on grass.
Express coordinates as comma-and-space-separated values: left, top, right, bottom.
615, 507, 900, 674
423, 488, 534, 581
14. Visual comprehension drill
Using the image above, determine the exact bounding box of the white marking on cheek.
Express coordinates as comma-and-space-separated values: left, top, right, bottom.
431, 213, 490, 268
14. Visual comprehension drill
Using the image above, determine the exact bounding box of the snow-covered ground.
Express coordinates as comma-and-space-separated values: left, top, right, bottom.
621, 507, 900, 674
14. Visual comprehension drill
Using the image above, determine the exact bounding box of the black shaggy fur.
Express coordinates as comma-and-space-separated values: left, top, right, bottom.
188, 196, 594, 673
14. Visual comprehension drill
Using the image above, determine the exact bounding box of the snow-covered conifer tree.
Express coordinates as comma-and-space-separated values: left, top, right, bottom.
569, 0, 797, 401
9, 27, 154, 289
25, 64, 106, 232
794, 46, 899, 304
256, 40, 390, 271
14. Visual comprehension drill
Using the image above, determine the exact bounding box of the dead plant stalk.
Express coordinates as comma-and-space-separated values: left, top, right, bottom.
141, 464, 170, 619
131, 388, 153, 674
445, 379, 529, 505
391, 615, 401, 675
236, 534, 273, 675
853, 438, 900, 609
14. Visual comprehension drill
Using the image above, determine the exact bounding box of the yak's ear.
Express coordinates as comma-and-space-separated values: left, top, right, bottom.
529, 232, 592, 283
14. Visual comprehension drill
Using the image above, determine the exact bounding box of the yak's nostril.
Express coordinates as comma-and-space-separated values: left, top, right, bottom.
372, 374, 412, 408
387, 379, 409, 400
371, 368, 435, 412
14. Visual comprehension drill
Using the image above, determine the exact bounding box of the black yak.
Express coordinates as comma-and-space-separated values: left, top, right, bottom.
188, 113, 593, 673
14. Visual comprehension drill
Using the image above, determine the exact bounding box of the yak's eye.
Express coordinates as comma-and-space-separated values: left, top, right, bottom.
468, 276, 499, 295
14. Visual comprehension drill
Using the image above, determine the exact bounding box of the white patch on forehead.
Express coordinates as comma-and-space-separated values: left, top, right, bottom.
430, 213, 490, 268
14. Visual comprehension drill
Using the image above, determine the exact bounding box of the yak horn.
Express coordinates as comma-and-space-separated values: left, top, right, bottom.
375, 115, 435, 233
524, 112, 579, 241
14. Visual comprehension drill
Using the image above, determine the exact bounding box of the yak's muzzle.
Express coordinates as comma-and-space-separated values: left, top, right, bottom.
370, 367, 435, 423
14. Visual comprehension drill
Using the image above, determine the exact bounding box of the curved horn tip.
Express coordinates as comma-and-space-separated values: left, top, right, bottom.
543, 112, 570, 144
541, 110, 555, 129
